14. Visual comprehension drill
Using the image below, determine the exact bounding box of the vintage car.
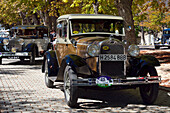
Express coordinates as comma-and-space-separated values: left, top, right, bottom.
42, 14, 161, 107
155, 28, 170, 49
0, 25, 51, 64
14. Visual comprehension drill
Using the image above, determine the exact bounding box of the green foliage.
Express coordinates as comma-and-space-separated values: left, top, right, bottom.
0, 0, 169, 33
70, 0, 118, 15
132, 0, 169, 31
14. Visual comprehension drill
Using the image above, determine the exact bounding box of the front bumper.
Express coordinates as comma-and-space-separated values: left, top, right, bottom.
0, 52, 31, 58
72, 76, 161, 87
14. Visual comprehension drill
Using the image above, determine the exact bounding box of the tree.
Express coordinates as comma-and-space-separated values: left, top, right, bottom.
114, 0, 137, 47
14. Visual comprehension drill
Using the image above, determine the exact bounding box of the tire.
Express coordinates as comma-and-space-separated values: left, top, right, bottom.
155, 46, 160, 49
44, 60, 55, 88
0, 58, 2, 64
64, 65, 78, 108
139, 66, 159, 104
20, 58, 24, 62
30, 47, 36, 64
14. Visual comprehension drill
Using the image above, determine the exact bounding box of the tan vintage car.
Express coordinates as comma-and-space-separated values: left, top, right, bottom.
42, 14, 161, 107
0, 25, 51, 64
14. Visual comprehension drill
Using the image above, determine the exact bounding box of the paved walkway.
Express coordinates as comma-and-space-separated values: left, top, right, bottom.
0, 59, 170, 113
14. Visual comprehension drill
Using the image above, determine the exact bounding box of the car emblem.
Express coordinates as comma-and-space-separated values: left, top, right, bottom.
102, 46, 109, 51
12, 48, 17, 53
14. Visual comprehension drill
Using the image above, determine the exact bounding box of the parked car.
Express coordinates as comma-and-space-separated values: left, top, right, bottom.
0, 25, 51, 64
155, 28, 170, 49
42, 14, 161, 107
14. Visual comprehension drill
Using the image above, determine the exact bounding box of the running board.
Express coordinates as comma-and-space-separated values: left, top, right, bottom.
48, 77, 57, 82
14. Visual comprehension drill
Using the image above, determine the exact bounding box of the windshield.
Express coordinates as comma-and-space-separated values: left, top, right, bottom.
11, 28, 48, 38
70, 19, 124, 36
163, 30, 170, 35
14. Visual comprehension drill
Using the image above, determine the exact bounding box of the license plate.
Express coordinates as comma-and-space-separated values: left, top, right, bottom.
7, 57, 19, 59
99, 54, 127, 61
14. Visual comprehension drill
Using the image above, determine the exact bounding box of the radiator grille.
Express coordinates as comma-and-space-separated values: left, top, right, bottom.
100, 41, 125, 78
6, 39, 22, 51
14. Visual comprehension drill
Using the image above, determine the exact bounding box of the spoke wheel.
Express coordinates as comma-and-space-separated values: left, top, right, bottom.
139, 66, 159, 104
44, 60, 54, 88
64, 65, 78, 108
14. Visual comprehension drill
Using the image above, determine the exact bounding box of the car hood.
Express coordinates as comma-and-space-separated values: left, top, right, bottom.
74, 35, 122, 45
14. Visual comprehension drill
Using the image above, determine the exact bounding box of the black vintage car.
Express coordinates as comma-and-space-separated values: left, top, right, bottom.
0, 25, 51, 64
42, 14, 161, 108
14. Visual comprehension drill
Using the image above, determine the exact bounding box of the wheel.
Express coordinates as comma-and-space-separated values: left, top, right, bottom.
44, 60, 55, 88
155, 46, 160, 49
139, 66, 159, 104
30, 47, 36, 64
0, 58, 2, 64
64, 65, 78, 108
20, 58, 24, 62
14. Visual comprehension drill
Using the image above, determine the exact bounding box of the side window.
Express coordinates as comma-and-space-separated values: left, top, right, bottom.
57, 22, 62, 38
57, 21, 67, 39
62, 22, 67, 38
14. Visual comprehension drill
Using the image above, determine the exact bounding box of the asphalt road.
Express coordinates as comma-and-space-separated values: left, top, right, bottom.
0, 55, 170, 112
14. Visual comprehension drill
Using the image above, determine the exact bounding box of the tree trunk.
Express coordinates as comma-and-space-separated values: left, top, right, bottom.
92, 0, 99, 14
114, 0, 136, 48
141, 26, 145, 45
45, 11, 50, 27
32, 13, 39, 25
52, 16, 57, 32
37, 10, 46, 25
49, 16, 52, 31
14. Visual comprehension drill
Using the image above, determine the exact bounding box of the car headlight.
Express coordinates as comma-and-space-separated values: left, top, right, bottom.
87, 44, 100, 57
3, 39, 9, 45
18, 38, 24, 45
128, 44, 140, 57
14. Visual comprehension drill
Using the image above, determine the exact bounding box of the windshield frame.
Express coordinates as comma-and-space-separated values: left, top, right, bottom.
70, 19, 125, 37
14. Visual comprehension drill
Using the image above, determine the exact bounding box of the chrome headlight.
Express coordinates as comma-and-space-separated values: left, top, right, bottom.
18, 38, 24, 45
3, 39, 9, 45
87, 44, 100, 57
128, 44, 140, 57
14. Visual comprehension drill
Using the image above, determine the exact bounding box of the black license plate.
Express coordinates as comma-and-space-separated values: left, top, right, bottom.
99, 54, 126, 61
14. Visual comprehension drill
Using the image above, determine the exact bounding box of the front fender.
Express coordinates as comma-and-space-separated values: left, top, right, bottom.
57, 54, 93, 81
65, 54, 92, 75
139, 55, 160, 67
42, 50, 59, 76
136, 55, 160, 76
24, 43, 37, 52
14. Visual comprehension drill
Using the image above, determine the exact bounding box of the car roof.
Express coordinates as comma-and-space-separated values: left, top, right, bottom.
11, 25, 48, 30
57, 14, 123, 20
163, 28, 170, 31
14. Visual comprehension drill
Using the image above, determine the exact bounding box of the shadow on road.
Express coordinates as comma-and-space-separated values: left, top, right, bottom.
2, 59, 43, 65
53, 83, 170, 109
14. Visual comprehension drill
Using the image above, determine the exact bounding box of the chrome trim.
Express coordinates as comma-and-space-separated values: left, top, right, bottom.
0, 52, 31, 57
72, 76, 161, 86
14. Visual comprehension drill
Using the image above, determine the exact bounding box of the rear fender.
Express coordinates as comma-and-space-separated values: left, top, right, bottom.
57, 54, 93, 81
42, 50, 59, 76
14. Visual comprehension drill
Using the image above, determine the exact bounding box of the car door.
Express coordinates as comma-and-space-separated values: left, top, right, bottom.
56, 20, 69, 65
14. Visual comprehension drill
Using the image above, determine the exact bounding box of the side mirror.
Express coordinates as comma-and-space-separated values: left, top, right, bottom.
71, 39, 77, 47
